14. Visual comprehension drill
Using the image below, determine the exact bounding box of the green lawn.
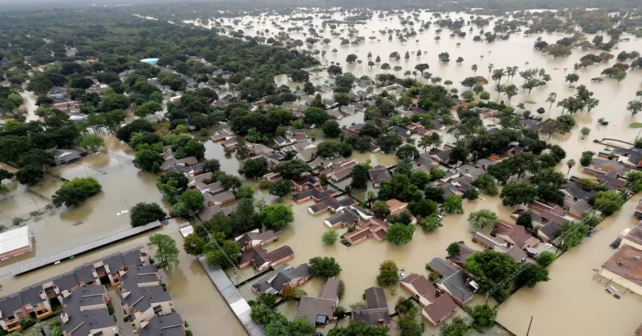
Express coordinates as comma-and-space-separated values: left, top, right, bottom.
629, 123, 642, 128
523, 100, 537, 105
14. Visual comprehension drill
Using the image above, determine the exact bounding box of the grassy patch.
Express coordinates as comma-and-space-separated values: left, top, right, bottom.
630, 123, 642, 128
523, 100, 537, 105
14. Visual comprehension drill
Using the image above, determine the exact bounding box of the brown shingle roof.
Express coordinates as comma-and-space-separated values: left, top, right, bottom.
422, 295, 458, 324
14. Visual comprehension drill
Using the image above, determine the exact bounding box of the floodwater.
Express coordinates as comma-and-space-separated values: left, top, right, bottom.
0, 8, 641, 336
184, 9, 642, 335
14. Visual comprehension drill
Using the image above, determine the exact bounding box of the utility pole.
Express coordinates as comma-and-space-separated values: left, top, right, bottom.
526, 316, 534, 336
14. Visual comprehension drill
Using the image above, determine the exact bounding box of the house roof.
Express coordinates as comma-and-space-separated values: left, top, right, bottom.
296, 297, 335, 325
352, 308, 390, 326
567, 199, 592, 218
386, 199, 407, 214
601, 245, 642, 288
0, 294, 23, 319
429, 258, 459, 278
539, 221, 562, 240
446, 244, 476, 266
492, 220, 539, 249
368, 166, 392, 184
325, 208, 360, 226
624, 221, 642, 246
236, 230, 277, 246
401, 274, 439, 302
422, 294, 458, 324
438, 269, 475, 303
319, 278, 340, 301
364, 287, 387, 309
472, 231, 508, 248
138, 313, 185, 336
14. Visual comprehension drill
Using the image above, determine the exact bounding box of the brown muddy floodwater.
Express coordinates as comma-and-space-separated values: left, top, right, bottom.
3, 9, 642, 335
187, 9, 642, 335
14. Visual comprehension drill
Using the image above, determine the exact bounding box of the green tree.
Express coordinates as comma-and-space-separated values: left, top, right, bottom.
317, 141, 352, 158
594, 190, 625, 215
557, 221, 589, 251
134, 101, 162, 117
15, 165, 45, 185
130, 202, 166, 227
516, 263, 550, 288
149, 233, 180, 271
580, 152, 594, 166
468, 210, 499, 230
205, 232, 242, 267
372, 200, 390, 219
322, 120, 342, 138
386, 223, 415, 245
473, 173, 498, 195
500, 182, 537, 206
447, 242, 461, 257
465, 250, 518, 295
441, 317, 469, 336
537, 251, 556, 267
350, 164, 369, 189
463, 188, 479, 200
470, 305, 497, 328
396, 144, 420, 160
52, 177, 102, 207
376, 260, 399, 287
516, 211, 533, 230
443, 194, 464, 214
133, 146, 162, 173
183, 233, 206, 255
309, 256, 342, 278
322, 230, 339, 245
258, 204, 294, 230
239, 157, 268, 179
303, 107, 329, 126
75, 134, 105, 152
420, 216, 443, 233
268, 180, 292, 199
409, 198, 438, 218
274, 159, 311, 180
236, 185, 255, 200
377, 134, 403, 154
327, 322, 389, 336
180, 190, 205, 214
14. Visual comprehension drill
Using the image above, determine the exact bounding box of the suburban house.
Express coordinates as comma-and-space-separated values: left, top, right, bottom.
296, 297, 336, 325
291, 174, 321, 192
428, 148, 452, 165
210, 128, 235, 142
235, 230, 278, 251
492, 220, 540, 250
60, 285, 118, 336
472, 231, 527, 263
52, 149, 82, 165
251, 264, 312, 295
428, 258, 478, 305
597, 245, 642, 296
138, 313, 186, 336
352, 287, 390, 327
239, 246, 295, 271
422, 295, 459, 327
204, 191, 236, 206
118, 265, 175, 332
386, 199, 416, 224
321, 160, 358, 182
446, 243, 477, 269
308, 197, 357, 215
292, 188, 338, 204
319, 278, 341, 304
343, 218, 389, 245
324, 208, 361, 228
346, 123, 364, 135
389, 126, 412, 141
400, 274, 439, 306
197, 203, 238, 222
584, 158, 629, 177
368, 165, 392, 188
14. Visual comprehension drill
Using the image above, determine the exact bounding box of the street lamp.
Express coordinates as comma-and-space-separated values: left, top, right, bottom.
31, 198, 41, 213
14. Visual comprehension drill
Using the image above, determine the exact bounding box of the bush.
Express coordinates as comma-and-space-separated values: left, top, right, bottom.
12, 217, 23, 226
322, 230, 339, 245
20, 317, 36, 330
